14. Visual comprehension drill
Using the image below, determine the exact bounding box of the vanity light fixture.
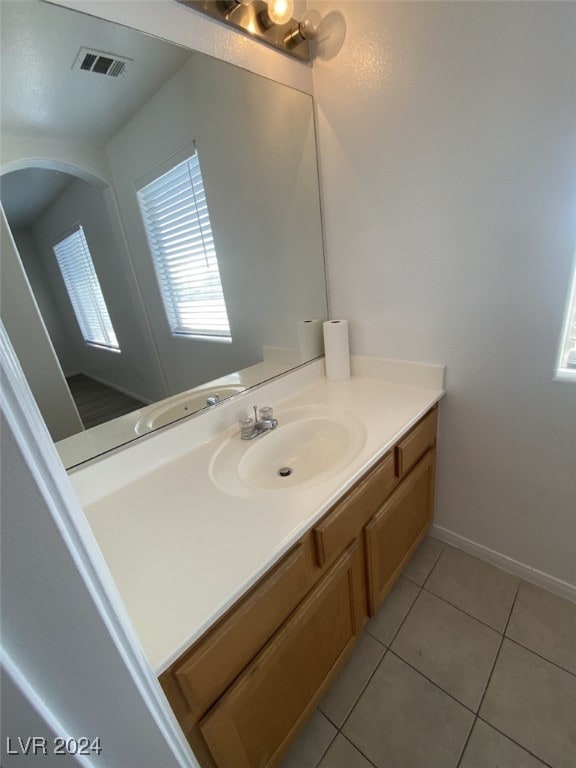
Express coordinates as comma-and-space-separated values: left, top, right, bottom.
221, 0, 251, 10
260, 0, 294, 28
284, 8, 322, 46
176, 0, 324, 62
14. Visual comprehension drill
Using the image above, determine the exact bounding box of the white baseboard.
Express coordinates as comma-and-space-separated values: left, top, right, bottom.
430, 524, 576, 604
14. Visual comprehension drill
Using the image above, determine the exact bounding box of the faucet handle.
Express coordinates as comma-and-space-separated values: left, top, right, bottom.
239, 416, 255, 439
258, 406, 274, 421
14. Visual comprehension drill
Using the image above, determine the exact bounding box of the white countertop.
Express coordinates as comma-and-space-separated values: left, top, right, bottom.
72, 356, 445, 674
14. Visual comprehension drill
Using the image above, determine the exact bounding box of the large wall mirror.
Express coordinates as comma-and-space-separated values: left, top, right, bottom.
0, 0, 327, 469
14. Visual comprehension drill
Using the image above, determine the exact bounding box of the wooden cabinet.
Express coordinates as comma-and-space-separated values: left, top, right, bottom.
175, 543, 311, 718
199, 542, 365, 768
394, 407, 437, 478
313, 451, 397, 568
160, 405, 438, 768
365, 448, 436, 614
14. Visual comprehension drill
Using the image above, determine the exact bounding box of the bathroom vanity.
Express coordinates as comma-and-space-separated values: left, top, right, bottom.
71, 357, 444, 768
161, 406, 437, 768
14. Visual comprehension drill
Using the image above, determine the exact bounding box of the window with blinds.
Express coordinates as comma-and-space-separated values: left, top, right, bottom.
137, 150, 231, 340
52, 225, 119, 350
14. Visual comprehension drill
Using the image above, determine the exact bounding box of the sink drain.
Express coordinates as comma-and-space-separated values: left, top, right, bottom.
278, 467, 293, 477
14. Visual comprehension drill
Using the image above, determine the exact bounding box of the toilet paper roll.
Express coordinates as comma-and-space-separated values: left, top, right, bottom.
323, 319, 350, 380
298, 319, 324, 361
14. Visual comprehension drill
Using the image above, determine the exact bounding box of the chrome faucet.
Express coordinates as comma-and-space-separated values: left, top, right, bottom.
240, 406, 278, 440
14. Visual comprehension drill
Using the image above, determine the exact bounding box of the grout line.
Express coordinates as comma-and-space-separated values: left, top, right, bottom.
338, 576, 426, 730
455, 719, 475, 768
503, 636, 576, 680
320, 631, 388, 729
474, 716, 555, 768
386, 590, 426, 650
401, 541, 446, 590
476, 582, 521, 714
345, 584, 425, 730
387, 649, 478, 716
313, 720, 339, 768
383, 582, 423, 648
317, 708, 340, 731
364, 583, 422, 649
338, 732, 380, 768
420, 582, 511, 635
337, 647, 392, 732
420, 540, 447, 590
363, 631, 387, 652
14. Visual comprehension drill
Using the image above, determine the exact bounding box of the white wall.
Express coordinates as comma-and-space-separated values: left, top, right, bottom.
0, 209, 83, 441
13, 227, 78, 374
313, 1, 576, 589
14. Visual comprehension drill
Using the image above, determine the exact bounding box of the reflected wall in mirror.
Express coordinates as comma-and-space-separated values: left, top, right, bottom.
0, 0, 327, 469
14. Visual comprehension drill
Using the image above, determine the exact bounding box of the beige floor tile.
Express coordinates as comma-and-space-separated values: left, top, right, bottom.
318, 734, 375, 768
460, 719, 548, 768
343, 652, 474, 768
402, 535, 445, 585
391, 590, 501, 710
480, 639, 576, 768
425, 545, 519, 630
366, 576, 420, 646
319, 633, 385, 727
506, 581, 576, 675
279, 710, 336, 768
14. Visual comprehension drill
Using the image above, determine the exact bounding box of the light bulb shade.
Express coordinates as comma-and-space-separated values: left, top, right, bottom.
266, 0, 294, 25
299, 8, 322, 39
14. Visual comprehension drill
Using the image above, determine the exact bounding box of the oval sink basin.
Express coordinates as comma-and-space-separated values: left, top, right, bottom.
136, 385, 246, 434
210, 406, 366, 495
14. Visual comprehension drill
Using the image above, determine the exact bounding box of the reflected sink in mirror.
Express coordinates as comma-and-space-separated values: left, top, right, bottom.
136, 385, 246, 434
210, 406, 367, 495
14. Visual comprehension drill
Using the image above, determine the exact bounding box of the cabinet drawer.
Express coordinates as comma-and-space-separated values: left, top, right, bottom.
199, 541, 365, 768
175, 543, 309, 717
313, 451, 397, 567
395, 407, 437, 478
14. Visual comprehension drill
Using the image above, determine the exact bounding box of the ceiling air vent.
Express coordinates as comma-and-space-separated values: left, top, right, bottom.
72, 47, 132, 78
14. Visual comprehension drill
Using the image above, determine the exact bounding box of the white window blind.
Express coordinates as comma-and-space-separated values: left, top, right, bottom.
137, 150, 231, 339
53, 225, 119, 350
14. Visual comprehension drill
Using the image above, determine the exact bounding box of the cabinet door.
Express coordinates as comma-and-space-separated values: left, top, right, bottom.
175, 543, 310, 718
366, 449, 436, 615
199, 541, 365, 768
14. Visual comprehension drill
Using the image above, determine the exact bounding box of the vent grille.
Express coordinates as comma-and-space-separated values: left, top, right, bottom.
73, 47, 131, 78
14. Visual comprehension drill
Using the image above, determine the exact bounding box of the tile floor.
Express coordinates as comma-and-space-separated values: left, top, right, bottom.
280, 537, 576, 768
